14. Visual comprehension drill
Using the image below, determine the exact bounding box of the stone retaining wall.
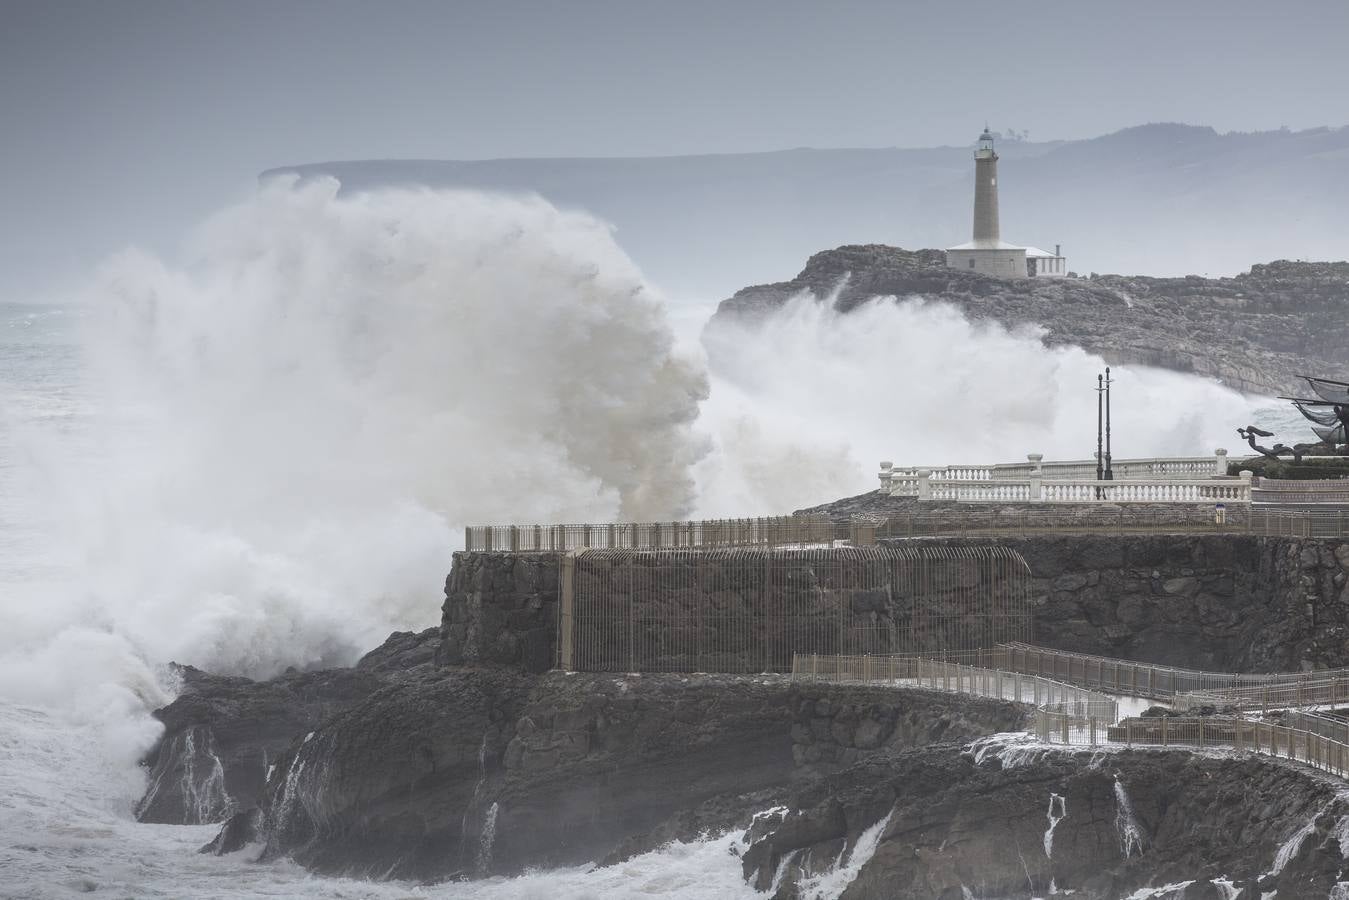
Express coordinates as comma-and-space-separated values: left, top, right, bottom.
441, 534, 1349, 675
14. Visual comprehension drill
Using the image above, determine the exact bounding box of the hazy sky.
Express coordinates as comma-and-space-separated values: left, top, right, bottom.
3, 0, 1347, 300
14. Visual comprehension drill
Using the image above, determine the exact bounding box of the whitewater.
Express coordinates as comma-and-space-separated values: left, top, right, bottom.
0, 180, 1282, 898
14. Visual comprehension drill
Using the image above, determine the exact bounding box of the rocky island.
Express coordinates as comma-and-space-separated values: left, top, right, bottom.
136, 532, 1349, 898
711, 245, 1349, 396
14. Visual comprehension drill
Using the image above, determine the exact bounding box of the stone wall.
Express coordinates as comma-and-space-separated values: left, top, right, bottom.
442, 534, 1349, 675
929, 534, 1349, 672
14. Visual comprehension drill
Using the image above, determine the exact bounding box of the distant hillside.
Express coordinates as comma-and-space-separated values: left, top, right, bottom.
711, 244, 1349, 396
264, 123, 1349, 300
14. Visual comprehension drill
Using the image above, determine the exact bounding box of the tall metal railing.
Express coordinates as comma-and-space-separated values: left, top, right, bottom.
464, 504, 1349, 554
464, 516, 840, 551
560, 546, 1033, 673
1247, 508, 1349, 538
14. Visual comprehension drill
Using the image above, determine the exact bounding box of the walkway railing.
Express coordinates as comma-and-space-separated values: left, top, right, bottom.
791, 652, 1119, 724
987, 642, 1316, 700
793, 651, 1349, 782
1033, 713, 1349, 780
1173, 675, 1349, 713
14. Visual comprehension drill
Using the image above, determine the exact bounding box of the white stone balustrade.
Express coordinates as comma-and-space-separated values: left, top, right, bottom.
878, 451, 1253, 505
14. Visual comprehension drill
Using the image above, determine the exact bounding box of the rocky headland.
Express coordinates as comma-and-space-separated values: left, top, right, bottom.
138, 536, 1349, 897
711, 245, 1349, 396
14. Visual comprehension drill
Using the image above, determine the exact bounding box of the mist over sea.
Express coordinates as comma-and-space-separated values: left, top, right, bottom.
0, 185, 1292, 898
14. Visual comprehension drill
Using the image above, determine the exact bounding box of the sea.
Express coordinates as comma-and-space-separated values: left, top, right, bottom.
0, 184, 1300, 899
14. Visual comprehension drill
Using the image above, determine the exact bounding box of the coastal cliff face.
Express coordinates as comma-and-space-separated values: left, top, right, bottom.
711, 244, 1349, 395
244, 671, 1027, 880
142, 539, 1349, 895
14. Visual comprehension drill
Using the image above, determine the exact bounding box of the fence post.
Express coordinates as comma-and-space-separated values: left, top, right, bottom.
558, 552, 576, 670
1162, 717, 1168, 746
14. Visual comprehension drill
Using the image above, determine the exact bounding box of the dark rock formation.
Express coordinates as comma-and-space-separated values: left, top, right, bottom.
137, 627, 439, 824
254, 671, 1025, 880
440, 551, 560, 673
711, 244, 1349, 395
741, 739, 1349, 899
175, 545, 1349, 895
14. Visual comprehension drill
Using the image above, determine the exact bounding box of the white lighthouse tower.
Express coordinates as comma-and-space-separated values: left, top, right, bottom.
945, 127, 1066, 278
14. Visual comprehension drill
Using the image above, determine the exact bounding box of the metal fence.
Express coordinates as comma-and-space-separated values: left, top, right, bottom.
1247, 508, 1349, 538
1173, 675, 1349, 713
558, 546, 1032, 673
464, 516, 842, 552
1033, 713, 1349, 780
976, 642, 1349, 704
465, 504, 1349, 553
792, 652, 1118, 723
988, 643, 1306, 699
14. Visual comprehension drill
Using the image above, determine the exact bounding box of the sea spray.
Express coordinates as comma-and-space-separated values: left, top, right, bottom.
1114, 775, 1144, 859
179, 725, 231, 824
477, 801, 499, 874
794, 811, 894, 899
695, 291, 1262, 516
1044, 792, 1067, 860
1268, 802, 1329, 877
0, 183, 712, 835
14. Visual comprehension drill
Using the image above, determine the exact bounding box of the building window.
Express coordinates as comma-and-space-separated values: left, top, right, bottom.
968, 259, 975, 269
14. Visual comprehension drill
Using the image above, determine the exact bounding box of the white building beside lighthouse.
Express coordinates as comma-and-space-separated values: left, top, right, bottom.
945, 128, 1066, 278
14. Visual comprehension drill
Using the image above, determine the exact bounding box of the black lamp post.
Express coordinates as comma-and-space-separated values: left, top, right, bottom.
1096, 374, 1104, 482
1104, 366, 1114, 480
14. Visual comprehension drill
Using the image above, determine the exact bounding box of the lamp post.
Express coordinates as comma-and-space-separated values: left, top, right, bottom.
1096, 374, 1104, 482
1104, 367, 1114, 480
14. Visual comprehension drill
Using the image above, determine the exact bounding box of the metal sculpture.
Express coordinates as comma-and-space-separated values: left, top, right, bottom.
1238, 375, 1349, 462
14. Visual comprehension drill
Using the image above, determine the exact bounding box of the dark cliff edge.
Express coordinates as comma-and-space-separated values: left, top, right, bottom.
710, 244, 1349, 396
141, 539, 1349, 896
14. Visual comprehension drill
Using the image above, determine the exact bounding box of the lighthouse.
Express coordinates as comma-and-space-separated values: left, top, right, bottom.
972, 127, 1000, 244
945, 127, 1067, 278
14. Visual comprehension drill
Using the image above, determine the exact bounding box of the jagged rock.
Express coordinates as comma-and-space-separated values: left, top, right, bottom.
135, 627, 439, 824
199, 808, 263, 855
248, 671, 1025, 881
739, 742, 1349, 899
712, 244, 1349, 396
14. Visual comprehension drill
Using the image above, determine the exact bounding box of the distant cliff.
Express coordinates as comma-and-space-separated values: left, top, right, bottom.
711, 244, 1349, 395
260, 123, 1349, 300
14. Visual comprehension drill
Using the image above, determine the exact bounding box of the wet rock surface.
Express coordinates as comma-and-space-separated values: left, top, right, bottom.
136, 627, 440, 824
711, 244, 1349, 396
742, 739, 1349, 899
252, 671, 1024, 880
